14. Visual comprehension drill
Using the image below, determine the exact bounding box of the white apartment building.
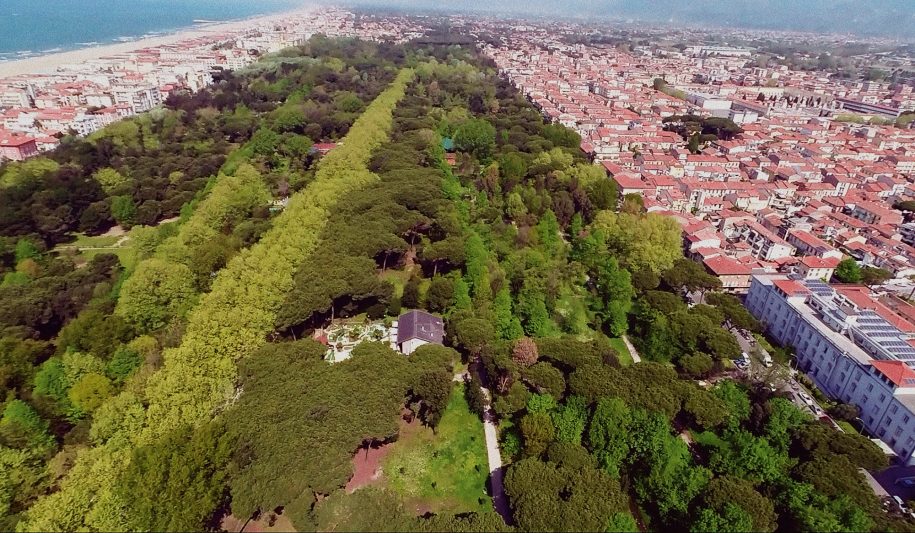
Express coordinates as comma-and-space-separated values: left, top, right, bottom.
734, 221, 796, 261
900, 223, 915, 247
746, 274, 915, 463
112, 85, 161, 114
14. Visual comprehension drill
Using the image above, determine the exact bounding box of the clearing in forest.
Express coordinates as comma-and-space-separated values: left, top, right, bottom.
381, 384, 491, 515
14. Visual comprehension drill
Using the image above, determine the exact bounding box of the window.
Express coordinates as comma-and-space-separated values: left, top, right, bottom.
896, 427, 903, 437
884, 416, 892, 427
892, 405, 899, 415
880, 393, 887, 403
905, 415, 911, 425
867, 384, 874, 393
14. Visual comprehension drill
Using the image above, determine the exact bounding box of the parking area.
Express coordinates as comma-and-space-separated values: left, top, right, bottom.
874, 464, 915, 502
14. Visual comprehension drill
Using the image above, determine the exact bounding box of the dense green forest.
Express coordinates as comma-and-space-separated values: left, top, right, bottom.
0, 36, 908, 533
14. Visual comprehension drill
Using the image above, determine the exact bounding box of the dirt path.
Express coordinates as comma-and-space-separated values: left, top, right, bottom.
346, 442, 394, 493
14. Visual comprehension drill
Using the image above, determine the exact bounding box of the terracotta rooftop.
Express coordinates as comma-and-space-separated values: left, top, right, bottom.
870, 359, 915, 388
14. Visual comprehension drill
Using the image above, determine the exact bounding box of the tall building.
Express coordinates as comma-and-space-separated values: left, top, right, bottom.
746, 274, 915, 463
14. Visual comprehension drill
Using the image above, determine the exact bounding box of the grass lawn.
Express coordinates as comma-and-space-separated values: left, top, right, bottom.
753, 332, 790, 364
382, 384, 491, 514
78, 245, 137, 272
837, 420, 857, 434
380, 269, 411, 298
67, 233, 123, 248
691, 429, 728, 449
608, 337, 634, 366
54, 231, 137, 271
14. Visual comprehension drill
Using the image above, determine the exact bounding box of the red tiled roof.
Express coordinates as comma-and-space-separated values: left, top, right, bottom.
704, 255, 752, 276
870, 359, 915, 388
800, 256, 840, 268
773, 279, 810, 297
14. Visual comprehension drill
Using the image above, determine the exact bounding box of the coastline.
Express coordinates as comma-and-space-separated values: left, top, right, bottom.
0, 6, 313, 79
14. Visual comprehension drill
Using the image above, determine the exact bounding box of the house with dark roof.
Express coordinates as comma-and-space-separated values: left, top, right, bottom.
396, 310, 444, 355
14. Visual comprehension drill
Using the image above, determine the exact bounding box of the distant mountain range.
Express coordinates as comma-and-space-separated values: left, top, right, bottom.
349, 0, 915, 40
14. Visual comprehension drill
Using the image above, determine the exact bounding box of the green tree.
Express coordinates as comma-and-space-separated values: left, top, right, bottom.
503, 457, 627, 532
588, 179, 617, 211
588, 397, 632, 477
709, 429, 792, 483
765, 397, 810, 450
453, 118, 496, 162
833, 258, 862, 283
524, 362, 566, 399
592, 211, 682, 274
13, 239, 41, 263
551, 396, 587, 444
506, 191, 528, 220
516, 282, 557, 337
713, 381, 751, 428
452, 278, 471, 310
249, 127, 280, 157
110, 195, 137, 228
114, 422, 235, 531
453, 318, 497, 358
493, 288, 524, 341
536, 209, 563, 257
860, 266, 893, 287
92, 168, 129, 194
68, 373, 113, 413
520, 411, 555, 457
591, 255, 634, 336
115, 258, 196, 332
706, 292, 760, 332
463, 232, 491, 302
0, 400, 54, 454
691, 503, 754, 532
425, 276, 454, 313
105, 345, 142, 385
703, 475, 777, 532
679, 353, 714, 378
607, 512, 638, 532
662, 258, 722, 294
401, 274, 421, 309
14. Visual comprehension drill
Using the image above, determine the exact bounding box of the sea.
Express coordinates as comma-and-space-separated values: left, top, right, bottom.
0, 0, 302, 61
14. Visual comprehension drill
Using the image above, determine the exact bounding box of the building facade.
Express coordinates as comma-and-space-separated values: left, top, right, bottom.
746, 273, 915, 463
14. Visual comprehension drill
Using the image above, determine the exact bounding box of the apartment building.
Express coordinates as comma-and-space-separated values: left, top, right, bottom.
746, 274, 915, 463
733, 221, 796, 261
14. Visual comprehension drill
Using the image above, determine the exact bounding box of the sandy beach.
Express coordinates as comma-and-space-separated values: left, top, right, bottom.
0, 7, 313, 79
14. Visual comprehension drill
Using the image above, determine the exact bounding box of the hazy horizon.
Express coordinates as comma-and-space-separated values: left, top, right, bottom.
347, 0, 915, 40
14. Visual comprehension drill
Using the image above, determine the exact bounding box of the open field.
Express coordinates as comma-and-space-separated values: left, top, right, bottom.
382, 385, 491, 515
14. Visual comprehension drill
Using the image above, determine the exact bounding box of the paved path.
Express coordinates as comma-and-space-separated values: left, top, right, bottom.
621, 335, 642, 363
480, 386, 511, 522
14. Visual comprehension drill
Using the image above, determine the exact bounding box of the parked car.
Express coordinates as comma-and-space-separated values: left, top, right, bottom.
895, 478, 915, 488
799, 391, 815, 406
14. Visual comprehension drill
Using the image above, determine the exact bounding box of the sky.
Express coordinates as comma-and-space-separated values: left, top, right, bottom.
346, 0, 915, 39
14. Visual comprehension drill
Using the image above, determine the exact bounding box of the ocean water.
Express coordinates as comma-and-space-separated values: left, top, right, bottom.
0, 0, 302, 59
